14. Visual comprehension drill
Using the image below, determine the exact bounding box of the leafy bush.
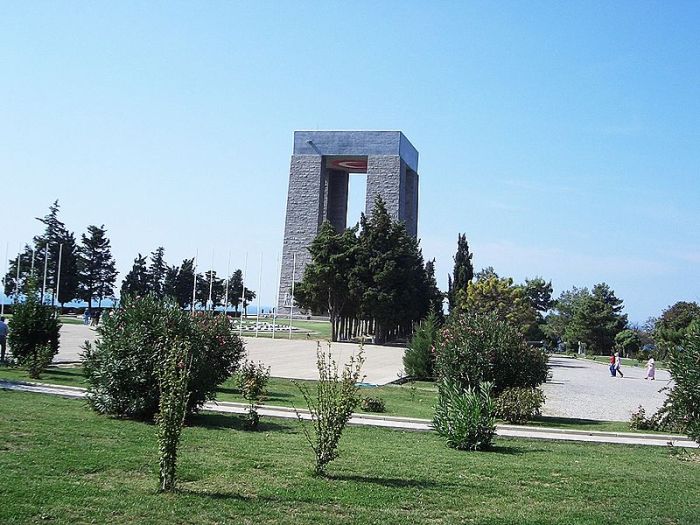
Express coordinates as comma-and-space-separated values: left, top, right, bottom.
435, 312, 548, 394
238, 360, 271, 403
403, 310, 439, 379
665, 321, 700, 443
495, 387, 545, 424
629, 406, 656, 431
238, 360, 270, 430
83, 295, 244, 420
360, 396, 386, 413
295, 344, 364, 475
433, 379, 496, 451
7, 282, 61, 378
157, 338, 191, 492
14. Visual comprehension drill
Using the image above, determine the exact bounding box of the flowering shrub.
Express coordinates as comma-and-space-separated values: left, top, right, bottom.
83, 295, 244, 420
435, 312, 548, 394
238, 360, 270, 430
495, 387, 545, 424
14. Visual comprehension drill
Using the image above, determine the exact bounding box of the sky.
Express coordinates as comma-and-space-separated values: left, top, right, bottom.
1, 1, 698, 322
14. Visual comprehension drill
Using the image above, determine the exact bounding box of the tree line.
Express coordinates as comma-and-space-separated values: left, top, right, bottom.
3, 201, 256, 313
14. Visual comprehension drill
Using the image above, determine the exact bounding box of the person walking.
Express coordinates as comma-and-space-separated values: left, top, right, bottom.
609, 352, 617, 376
645, 356, 656, 380
0, 316, 8, 363
614, 351, 624, 378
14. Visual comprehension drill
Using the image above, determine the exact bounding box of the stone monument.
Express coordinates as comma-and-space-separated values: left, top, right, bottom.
278, 130, 419, 310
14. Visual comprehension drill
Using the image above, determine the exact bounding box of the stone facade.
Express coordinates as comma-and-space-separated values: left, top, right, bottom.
278, 131, 419, 311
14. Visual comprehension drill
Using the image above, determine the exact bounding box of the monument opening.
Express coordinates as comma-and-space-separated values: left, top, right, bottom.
346, 172, 367, 229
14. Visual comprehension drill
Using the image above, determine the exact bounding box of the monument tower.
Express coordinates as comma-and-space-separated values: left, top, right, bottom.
278, 130, 419, 310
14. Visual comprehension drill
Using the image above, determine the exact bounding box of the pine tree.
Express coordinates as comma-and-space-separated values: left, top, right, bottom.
173, 259, 195, 308
148, 247, 168, 299
196, 270, 225, 310
447, 233, 473, 311
120, 254, 150, 299
79, 225, 117, 308
425, 259, 444, 322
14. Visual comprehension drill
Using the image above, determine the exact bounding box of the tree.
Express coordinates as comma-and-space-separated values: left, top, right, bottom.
294, 221, 359, 341
615, 329, 642, 357
148, 247, 168, 299
547, 283, 627, 355
666, 321, 700, 443
425, 259, 444, 322
78, 225, 117, 308
457, 276, 537, 335
522, 277, 553, 340
196, 270, 225, 310
474, 266, 499, 281
162, 265, 180, 301
654, 301, 700, 348
447, 233, 473, 311
120, 254, 149, 298
226, 269, 255, 315
172, 259, 195, 308
357, 197, 431, 343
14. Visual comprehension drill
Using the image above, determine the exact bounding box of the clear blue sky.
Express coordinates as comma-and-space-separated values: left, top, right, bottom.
1, 1, 698, 322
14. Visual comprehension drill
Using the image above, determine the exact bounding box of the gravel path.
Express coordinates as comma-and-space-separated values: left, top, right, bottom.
542, 356, 671, 422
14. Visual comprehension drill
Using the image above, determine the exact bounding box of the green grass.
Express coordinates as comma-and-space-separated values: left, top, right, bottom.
581, 354, 667, 370
1, 390, 698, 525
233, 318, 332, 340
0, 365, 685, 436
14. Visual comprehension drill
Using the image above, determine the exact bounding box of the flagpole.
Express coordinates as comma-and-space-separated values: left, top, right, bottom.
191, 250, 198, 314
15, 245, 21, 299
239, 252, 248, 336
255, 253, 262, 338
272, 253, 280, 339
41, 244, 49, 304
31, 247, 36, 275
289, 252, 296, 340
55, 244, 63, 314
208, 249, 214, 311
223, 250, 231, 319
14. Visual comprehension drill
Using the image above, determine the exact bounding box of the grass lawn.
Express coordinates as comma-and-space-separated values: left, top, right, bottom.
0, 365, 680, 435
581, 354, 667, 370
233, 318, 332, 340
1, 390, 698, 525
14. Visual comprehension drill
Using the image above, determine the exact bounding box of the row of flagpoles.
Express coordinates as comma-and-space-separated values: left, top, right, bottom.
0, 242, 300, 340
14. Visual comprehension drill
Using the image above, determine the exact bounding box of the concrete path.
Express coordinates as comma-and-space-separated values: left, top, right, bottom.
542, 356, 671, 422
1, 379, 696, 448
52, 325, 405, 385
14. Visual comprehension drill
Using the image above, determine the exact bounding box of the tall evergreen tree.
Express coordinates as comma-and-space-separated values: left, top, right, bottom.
424, 259, 444, 322
196, 270, 225, 310
172, 258, 196, 308
225, 269, 255, 314
148, 247, 168, 299
120, 254, 150, 298
79, 225, 117, 308
447, 233, 473, 311
162, 265, 180, 301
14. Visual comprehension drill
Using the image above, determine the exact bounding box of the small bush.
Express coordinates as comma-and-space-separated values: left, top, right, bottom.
629, 406, 656, 431
7, 281, 61, 379
157, 339, 191, 492
361, 396, 386, 413
238, 360, 270, 431
83, 295, 244, 420
403, 310, 439, 379
495, 387, 545, 424
433, 379, 496, 451
295, 344, 364, 475
436, 312, 548, 394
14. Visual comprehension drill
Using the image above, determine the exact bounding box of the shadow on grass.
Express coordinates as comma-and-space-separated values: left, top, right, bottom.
532, 415, 608, 429
179, 488, 251, 501
325, 473, 455, 490
187, 412, 292, 432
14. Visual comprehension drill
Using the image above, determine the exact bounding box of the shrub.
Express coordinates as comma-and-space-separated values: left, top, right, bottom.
629, 406, 656, 431
495, 387, 545, 424
433, 379, 496, 451
295, 344, 364, 475
360, 396, 386, 413
83, 295, 244, 420
157, 338, 191, 492
238, 360, 270, 430
7, 282, 61, 378
403, 310, 439, 379
665, 321, 700, 443
436, 312, 548, 394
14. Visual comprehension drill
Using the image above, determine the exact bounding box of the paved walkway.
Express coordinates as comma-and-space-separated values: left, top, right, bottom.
52, 325, 404, 385
1, 380, 696, 448
542, 356, 671, 422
